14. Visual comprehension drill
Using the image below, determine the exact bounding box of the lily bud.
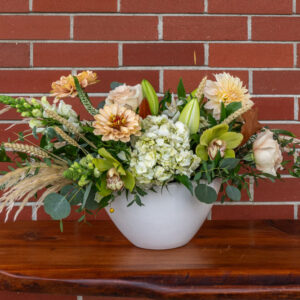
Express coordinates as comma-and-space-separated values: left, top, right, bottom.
141, 79, 159, 116
208, 139, 227, 160
178, 98, 200, 134
106, 168, 124, 191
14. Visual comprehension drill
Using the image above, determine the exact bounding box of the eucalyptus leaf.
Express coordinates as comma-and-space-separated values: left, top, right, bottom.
219, 158, 240, 170
195, 184, 218, 204
61, 185, 84, 205
44, 193, 71, 220
110, 81, 124, 90
82, 182, 92, 208
226, 185, 241, 201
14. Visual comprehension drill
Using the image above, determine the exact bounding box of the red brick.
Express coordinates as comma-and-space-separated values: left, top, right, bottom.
164, 17, 247, 41
123, 43, 204, 66
121, 0, 203, 13
84, 297, 149, 300
164, 70, 248, 93
0, 0, 28, 12
209, 44, 293, 68
0, 206, 32, 222
0, 43, 29, 67
74, 16, 158, 41
211, 205, 294, 220
34, 44, 118, 67
33, 0, 117, 12
255, 178, 300, 202
253, 97, 294, 120
0, 291, 75, 300
252, 17, 300, 41
297, 0, 300, 13
86, 70, 159, 93
208, 0, 292, 14
253, 71, 300, 95
0, 16, 69, 40
0, 70, 70, 93
299, 98, 300, 120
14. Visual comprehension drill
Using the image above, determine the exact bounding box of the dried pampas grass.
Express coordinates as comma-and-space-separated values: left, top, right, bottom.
0, 163, 71, 221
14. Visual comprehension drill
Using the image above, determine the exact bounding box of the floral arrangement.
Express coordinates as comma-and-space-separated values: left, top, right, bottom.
0, 71, 299, 229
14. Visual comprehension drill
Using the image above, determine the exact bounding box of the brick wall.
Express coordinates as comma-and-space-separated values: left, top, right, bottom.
0, 0, 299, 225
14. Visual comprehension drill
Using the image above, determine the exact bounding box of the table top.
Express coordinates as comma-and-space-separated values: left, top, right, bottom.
0, 220, 300, 299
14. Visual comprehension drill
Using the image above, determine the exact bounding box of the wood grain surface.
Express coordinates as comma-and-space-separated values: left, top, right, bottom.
0, 220, 300, 299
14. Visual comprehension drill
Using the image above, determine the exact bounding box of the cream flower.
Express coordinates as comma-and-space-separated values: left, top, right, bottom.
93, 103, 141, 143
204, 72, 253, 120
51, 71, 99, 103
253, 129, 283, 176
105, 84, 143, 111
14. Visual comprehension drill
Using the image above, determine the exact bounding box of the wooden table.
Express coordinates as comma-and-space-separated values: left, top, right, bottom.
0, 220, 300, 299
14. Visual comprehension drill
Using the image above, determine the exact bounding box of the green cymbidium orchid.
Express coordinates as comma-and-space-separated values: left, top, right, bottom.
93, 148, 135, 196
196, 124, 243, 161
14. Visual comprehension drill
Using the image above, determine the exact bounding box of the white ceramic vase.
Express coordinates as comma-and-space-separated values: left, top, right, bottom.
105, 179, 222, 250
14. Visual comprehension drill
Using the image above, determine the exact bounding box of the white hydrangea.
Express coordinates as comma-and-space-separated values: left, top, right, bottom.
130, 115, 201, 187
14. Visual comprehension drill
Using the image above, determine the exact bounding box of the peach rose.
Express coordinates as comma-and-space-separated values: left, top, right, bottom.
253, 129, 283, 176
105, 84, 143, 111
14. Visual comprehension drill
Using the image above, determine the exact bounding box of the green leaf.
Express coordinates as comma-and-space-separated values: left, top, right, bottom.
225, 102, 242, 116
18, 132, 24, 141
177, 78, 186, 99
195, 184, 218, 204
0, 148, 11, 162
82, 182, 92, 208
122, 170, 135, 192
44, 193, 71, 220
135, 186, 147, 196
219, 158, 240, 170
99, 194, 113, 209
226, 185, 241, 201
93, 158, 113, 172
271, 129, 295, 138
32, 127, 39, 140
43, 158, 52, 167
175, 174, 193, 195
110, 81, 124, 90
220, 102, 226, 122
61, 185, 84, 205
84, 186, 99, 210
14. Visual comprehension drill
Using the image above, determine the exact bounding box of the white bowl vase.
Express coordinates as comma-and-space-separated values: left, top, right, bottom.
105, 178, 222, 250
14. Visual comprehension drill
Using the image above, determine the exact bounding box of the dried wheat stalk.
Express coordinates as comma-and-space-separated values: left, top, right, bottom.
0, 163, 71, 221
195, 76, 207, 102
4, 143, 50, 159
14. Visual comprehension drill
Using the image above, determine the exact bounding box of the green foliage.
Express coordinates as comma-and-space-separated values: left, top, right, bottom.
110, 81, 124, 90
195, 184, 218, 203
44, 193, 71, 220
0, 146, 11, 162
159, 90, 172, 112
174, 174, 193, 195
177, 78, 186, 99
226, 185, 241, 201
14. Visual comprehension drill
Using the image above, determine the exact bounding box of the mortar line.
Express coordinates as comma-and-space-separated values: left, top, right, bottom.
159, 69, 164, 93
294, 205, 298, 219
117, 0, 121, 12
247, 16, 252, 40
293, 0, 297, 13
295, 97, 299, 120
29, 0, 33, 11
294, 43, 298, 67
204, 43, 209, 66
70, 15, 74, 40
248, 70, 253, 94
118, 43, 123, 66
158, 16, 163, 40
204, 0, 208, 13
29, 43, 33, 67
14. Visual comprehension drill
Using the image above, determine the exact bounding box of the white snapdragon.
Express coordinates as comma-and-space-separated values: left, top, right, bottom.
29, 97, 81, 133
130, 115, 201, 187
